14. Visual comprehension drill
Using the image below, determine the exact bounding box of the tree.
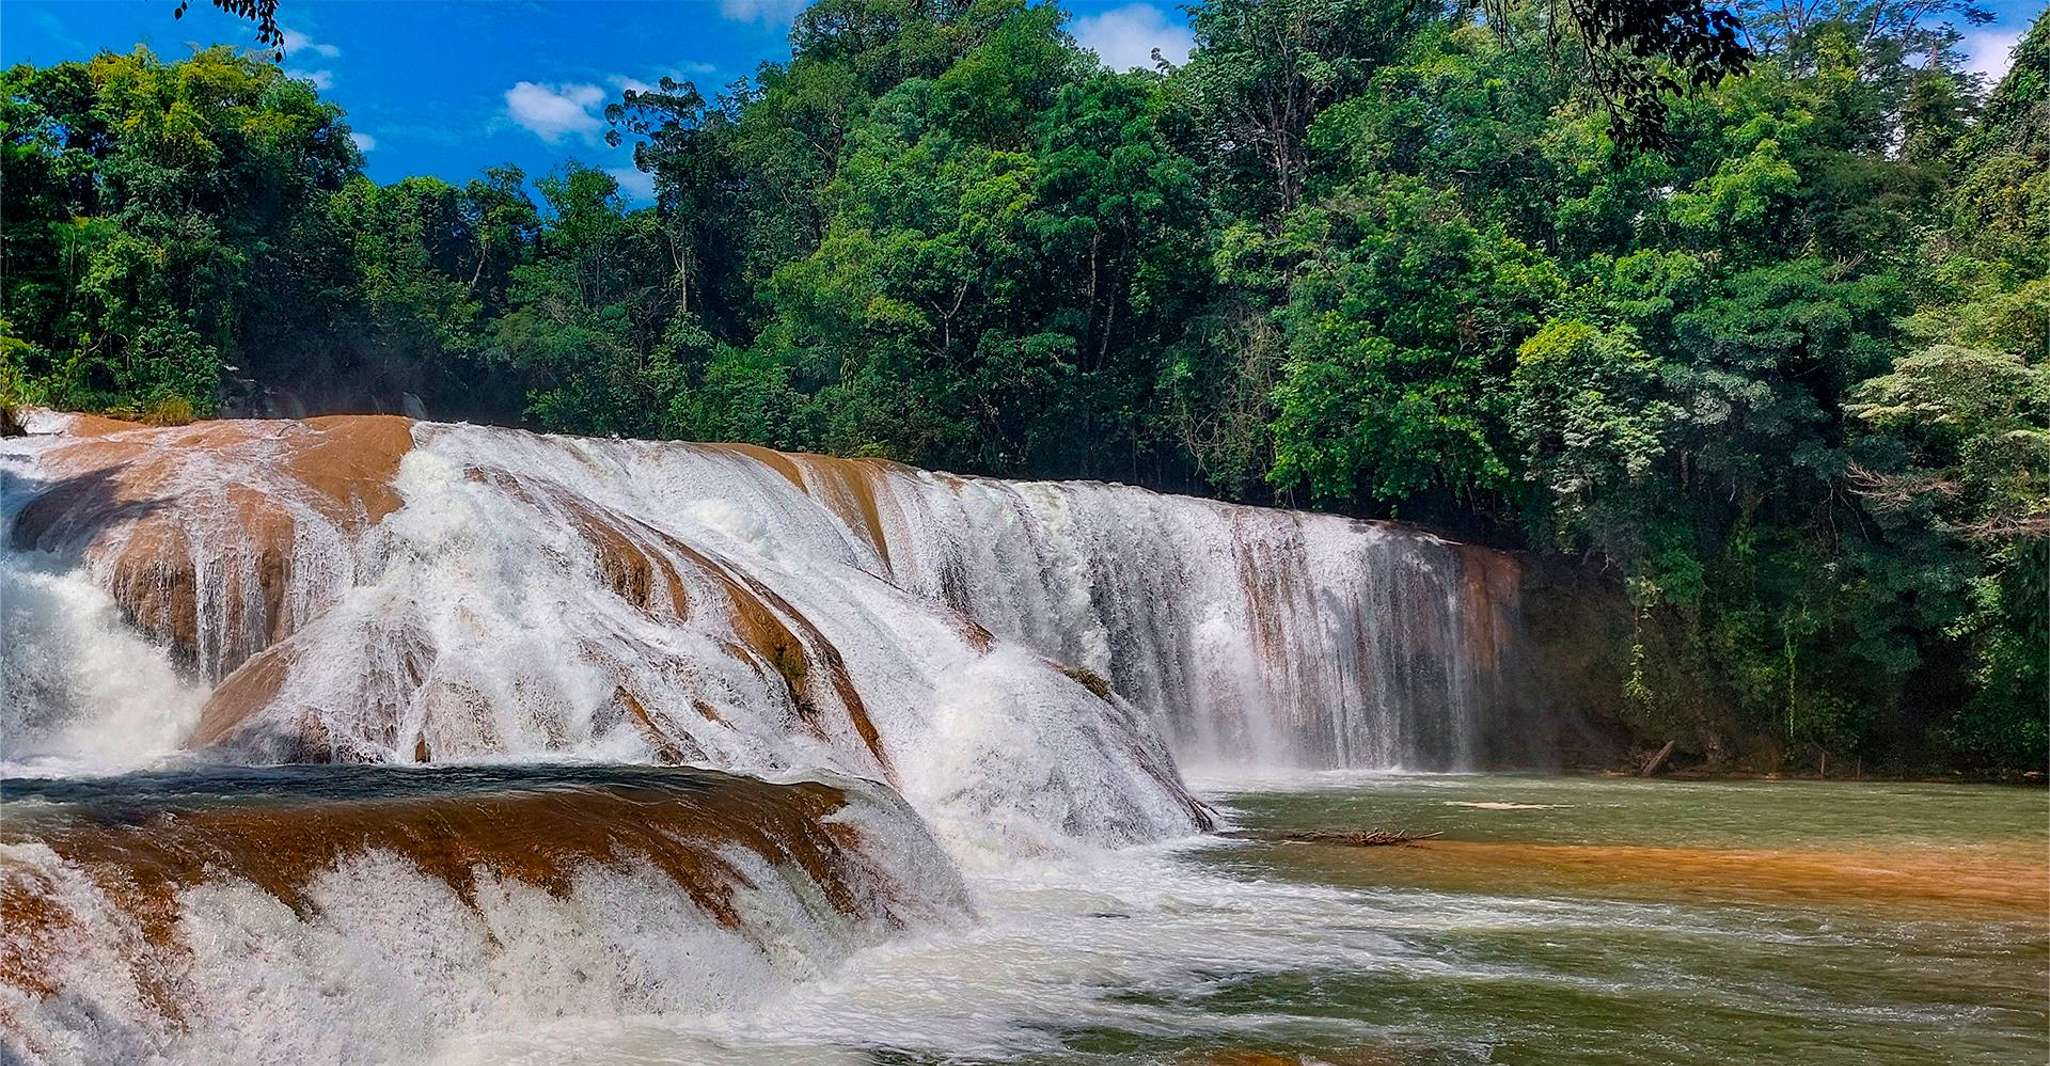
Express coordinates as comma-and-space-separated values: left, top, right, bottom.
1269, 181, 1564, 512
1181, 0, 1429, 218
1511, 318, 1680, 553
490, 165, 695, 438
1, 47, 357, 416
173, 0, 286, 57
8, 0, 2039, 770
1517, 0, 1751, 150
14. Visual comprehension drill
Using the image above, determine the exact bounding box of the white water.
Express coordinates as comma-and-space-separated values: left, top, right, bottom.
432, 842, 1439, 1066
2, 421, 1209, 852
1, 419, 1529, 789
0, 773, 975, 1066
1, 418, 1533, 835
2, 422, 205, 776
0, 551, 208, 776
862, 474, 1516, 770
0, 416, 1546, 1062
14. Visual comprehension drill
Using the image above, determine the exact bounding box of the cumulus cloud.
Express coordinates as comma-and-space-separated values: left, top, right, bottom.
719, 0, 806, 24
350, 131, 376, 152
505, 81, 607, 143
287, 69, 334, 90
1072, 4, 1193, 71
1963, 28, 2023, 83
279, 27, 340, 59
607, 166, 657, 201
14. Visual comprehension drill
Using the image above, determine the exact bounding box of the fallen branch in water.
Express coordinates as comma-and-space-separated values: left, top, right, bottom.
1222, 828, 1442, 847
1641, 739, 1678, 777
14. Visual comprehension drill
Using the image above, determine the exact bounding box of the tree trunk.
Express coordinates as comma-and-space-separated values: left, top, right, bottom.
1640, 739, 1677, 777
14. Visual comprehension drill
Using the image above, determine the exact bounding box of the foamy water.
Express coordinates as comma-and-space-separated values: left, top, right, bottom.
433, 774, 2050, 1065
3, 416, 1543, 782
10, 416, 2034, 1064
0, 552, 208, 776
434, 840, 1450, 1066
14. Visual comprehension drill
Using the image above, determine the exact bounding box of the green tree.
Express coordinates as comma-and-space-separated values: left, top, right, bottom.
1, 47, 357, 416
1268, 181, 1564, 511
491, 165, 696, 437
1511, 318, 1680, 554
1180, 0, 1428, 218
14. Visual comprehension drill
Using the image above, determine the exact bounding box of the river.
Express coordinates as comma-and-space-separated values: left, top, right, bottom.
423, 772, 2046, 1066
4, 415, 2043, 1064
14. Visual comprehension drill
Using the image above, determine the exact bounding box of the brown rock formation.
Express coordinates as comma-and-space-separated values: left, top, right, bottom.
0, 768, 949, 1025
703, 443, 907, 569
11, 416, 413, 679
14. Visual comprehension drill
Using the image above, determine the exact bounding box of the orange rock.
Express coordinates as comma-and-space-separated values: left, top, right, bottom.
12, 416, 413, 679
703, 443, 907, 571
0, 770, 903, 1019
187, 642, 295, 749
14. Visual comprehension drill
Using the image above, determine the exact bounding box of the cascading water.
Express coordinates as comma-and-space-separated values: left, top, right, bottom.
841, 473, 1524, 770
0, 765, 972, 1065
1, 416, 1209, 850
5, 415, 1533, 782
0, 412, 1556, 1062
397, 424, 1527, 773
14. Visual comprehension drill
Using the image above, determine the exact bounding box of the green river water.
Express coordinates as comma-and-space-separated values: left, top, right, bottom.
1166, 773, 2049, 1066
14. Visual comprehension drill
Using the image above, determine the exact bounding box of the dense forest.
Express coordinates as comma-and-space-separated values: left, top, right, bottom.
1, 0, 2044, 771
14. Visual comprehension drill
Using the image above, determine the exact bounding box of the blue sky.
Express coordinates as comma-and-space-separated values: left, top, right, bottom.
1, 0, 2039, 202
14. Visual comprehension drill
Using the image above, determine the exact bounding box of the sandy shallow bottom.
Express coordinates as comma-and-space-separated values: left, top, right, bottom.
435, 773, 2049, 1066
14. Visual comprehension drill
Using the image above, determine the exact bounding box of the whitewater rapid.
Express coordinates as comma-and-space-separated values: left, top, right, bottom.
5, 416, 1543, 778
0, 413, 1582, 1063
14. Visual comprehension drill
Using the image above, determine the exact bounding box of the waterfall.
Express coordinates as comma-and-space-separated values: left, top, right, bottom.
0, 412, 1567, 1061
833, 472, 1524, 771
470, 435, 1529, 772
1, 416, 1210, 855
3, 415, 1535, 783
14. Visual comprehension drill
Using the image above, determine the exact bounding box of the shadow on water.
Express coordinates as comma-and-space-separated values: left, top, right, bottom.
1, 462, 168, 556
0, 762, 788, 818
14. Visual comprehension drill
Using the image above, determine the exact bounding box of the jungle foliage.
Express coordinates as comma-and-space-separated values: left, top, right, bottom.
2, 0, 2044, 770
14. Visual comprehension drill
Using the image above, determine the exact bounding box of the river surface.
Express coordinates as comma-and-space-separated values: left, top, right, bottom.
423, 772, 2048, 1066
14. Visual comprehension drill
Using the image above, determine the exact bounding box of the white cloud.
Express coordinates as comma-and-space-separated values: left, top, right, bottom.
608, 64, 718, 99
32, 9, 85, 51
504, 81, 607, 143
350, 131, 376, 152
287, 69, 334, 90
1072, 4, 1193, 71
607, 166, 657, 201
719, 0, 805, 25
1963, 28, 2023, 83
280, 27, 340, 59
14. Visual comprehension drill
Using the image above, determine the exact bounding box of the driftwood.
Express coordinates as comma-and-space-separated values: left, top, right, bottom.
1223, 828, 1442, 847
1640, 739, 1678, 777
